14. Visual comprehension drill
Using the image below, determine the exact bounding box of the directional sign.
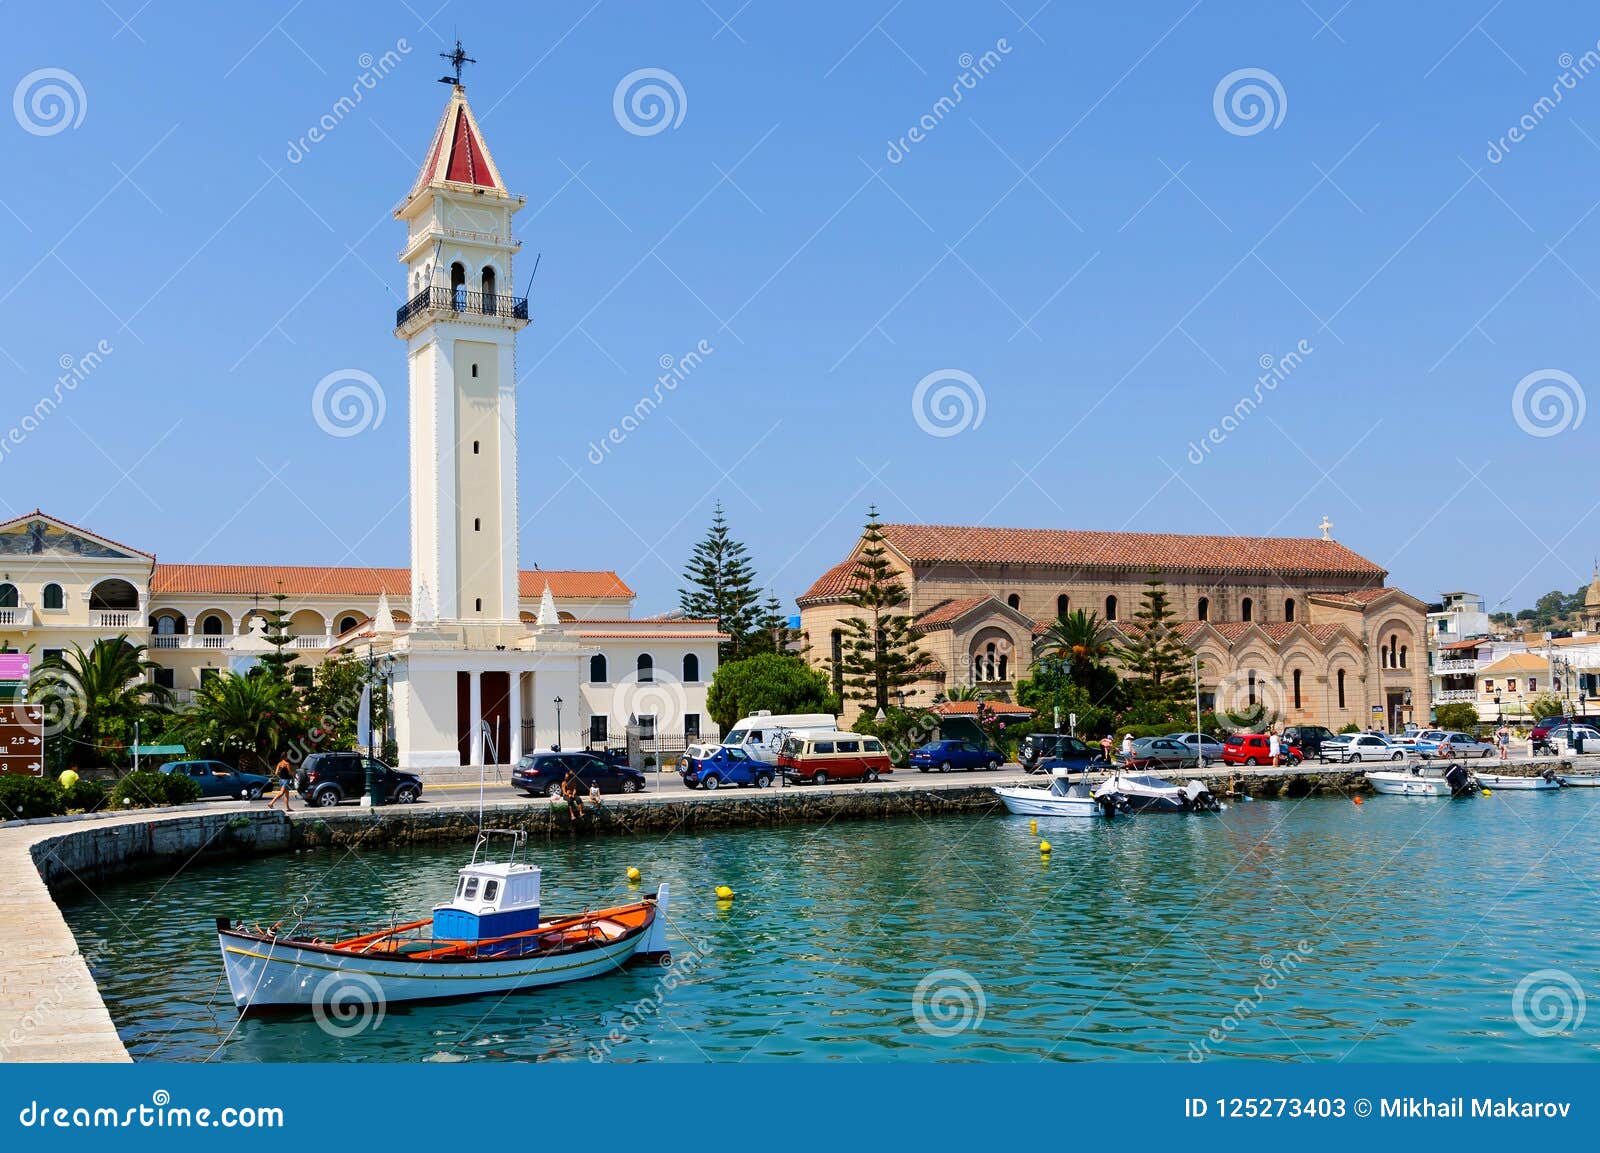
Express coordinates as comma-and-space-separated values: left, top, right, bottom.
0, 705, 45, 776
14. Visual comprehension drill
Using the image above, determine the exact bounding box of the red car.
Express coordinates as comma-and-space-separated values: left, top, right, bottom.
776, 731, 892, 784
1222, 733, 1304, 766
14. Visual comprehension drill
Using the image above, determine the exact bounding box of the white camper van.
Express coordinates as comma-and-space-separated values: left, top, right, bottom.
721, 711, 839, 764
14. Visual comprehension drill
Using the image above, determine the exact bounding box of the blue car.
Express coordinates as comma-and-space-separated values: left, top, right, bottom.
1030, 735, 1101, 775
909, 739, 1003, 773
678, 743, 775, 790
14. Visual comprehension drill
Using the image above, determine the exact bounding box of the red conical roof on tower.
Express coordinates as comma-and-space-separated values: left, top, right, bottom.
410, 86, 506, 197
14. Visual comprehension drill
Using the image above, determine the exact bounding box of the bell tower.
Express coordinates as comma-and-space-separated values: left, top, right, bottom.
394, 48, 528, 631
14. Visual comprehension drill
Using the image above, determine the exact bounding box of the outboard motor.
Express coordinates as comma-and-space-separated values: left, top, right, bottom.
1182, 780, 1222, 812
1444, 763, 1475, 797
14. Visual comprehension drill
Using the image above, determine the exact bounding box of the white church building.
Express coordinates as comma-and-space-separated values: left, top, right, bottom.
0, 73, 724, 772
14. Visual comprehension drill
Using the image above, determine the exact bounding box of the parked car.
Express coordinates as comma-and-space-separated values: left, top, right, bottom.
678, 744, 774, 790
1280, 725, 1337, 759
295, 752, 423, 806
1123, 736, 1199, 772
1390, 729, 1446, 749
512, 751, 646, 797
1318, 732, 1404, 763
1169, 731, 1226, 762
721, 712, 838, 764
777, 730, 892, 784
1025, 735, 1100, 774
1530, 714, 1600, 743
1414, 731, 1495, 759
1222, 734, 1304, 766
909, 739, 1003, 773
159, 760, 273, 800
1537, 723, 1600, 754
1020, 733, 1101, 771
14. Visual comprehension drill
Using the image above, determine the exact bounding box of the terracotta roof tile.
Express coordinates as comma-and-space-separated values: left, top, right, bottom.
1479, 652, 1546, 675
150, 564, 632, 600
875, 523, 1386, 578
932, 700, 1035, 717
1439, 636, 1490, 651
914, 596, 993, 630
797, 559, 864, 604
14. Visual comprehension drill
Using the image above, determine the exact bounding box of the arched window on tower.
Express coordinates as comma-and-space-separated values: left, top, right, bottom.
1241, 597, 1254, 623
1105, 595, 1117, 621
481, 265, 497, 315
1285, 598, 1296, 622
450, 262, 466, 310
1197, 596, 1209, 622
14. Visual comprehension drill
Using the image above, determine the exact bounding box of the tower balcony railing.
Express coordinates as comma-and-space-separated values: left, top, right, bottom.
396, 285, 529, 327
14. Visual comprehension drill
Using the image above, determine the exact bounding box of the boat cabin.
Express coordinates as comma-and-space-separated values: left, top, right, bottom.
432, 862, 542, 942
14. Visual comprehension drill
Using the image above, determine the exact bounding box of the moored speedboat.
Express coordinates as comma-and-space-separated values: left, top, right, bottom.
216, 831, 669, 1011
1557, 770, 1600, 787
1366, 760, 1478, 797
1477, 769, 1562, 791
994, 767, 1124, 818
1093, 772, 1222, 814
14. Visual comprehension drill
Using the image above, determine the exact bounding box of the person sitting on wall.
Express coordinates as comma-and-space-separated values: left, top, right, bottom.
560, 768, 584, 819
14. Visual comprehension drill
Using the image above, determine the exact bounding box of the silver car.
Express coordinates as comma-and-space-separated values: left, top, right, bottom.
1415, 731, 1495, 759
1319, 732, 1405, 763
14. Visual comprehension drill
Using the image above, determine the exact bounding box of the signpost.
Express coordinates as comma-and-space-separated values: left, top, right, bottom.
0, 705, 45, 776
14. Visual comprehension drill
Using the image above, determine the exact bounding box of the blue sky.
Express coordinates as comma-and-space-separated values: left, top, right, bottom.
4, 1, 1597, 616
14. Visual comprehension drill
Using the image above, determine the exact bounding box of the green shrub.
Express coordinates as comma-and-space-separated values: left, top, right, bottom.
1338, 722, 1361, 733
110, 769, 201, 809
60, 778, 107, 813
0, 775, 67, 819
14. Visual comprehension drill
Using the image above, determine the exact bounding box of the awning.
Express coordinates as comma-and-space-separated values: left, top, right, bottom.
132, 744, 186, 756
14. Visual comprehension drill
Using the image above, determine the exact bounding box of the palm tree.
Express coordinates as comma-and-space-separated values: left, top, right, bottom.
171, 672, 299, 771
41, 636, 172, 768
936, 684, 986, 704
1032, 609, 1113, 684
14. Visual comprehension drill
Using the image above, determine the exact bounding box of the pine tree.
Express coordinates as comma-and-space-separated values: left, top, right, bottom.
838, 506, 925, 712
257, 588, 299, 683
1114, 575, 1194, 714
678, 503, 764, 661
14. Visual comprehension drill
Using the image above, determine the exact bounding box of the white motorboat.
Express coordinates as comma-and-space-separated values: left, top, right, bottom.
1366, 760, 1478, 797
994, 767, 1123, 818
216, 831, 670, 1011
1477, 769, 1562, 791
1557, 770, 1600, 787
1093, 772, 1222, 813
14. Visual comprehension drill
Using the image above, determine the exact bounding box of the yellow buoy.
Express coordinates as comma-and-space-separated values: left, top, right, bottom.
1029, 819, 1038, 836
1039, 840, 1052, 855
715, 885, 735, 901
626, 866, 642, 883
1481, 788, 1493, 797
59, 770, 80, 789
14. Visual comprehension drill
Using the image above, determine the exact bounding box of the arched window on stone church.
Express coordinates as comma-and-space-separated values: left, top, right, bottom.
1241, 597, 1254, 623
1285, 598, 1296, 622
1197, 596, 1209, 621
1337, 668, 1347, 709
1056, 594, 1069, 616
1105, 595, 1117, 621
1293, 668, 1302, 709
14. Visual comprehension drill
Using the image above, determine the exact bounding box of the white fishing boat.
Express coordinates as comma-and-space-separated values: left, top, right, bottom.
1093, 772, 1222, 813
1557, 770, 1600, 787
216, 831, 669, 1011
1477, 769, 1562, 791
994, 767, 1123, 818
1366, 760, 1478, 797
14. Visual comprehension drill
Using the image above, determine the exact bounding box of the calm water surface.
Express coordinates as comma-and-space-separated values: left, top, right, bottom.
59, 791, 1600, 1062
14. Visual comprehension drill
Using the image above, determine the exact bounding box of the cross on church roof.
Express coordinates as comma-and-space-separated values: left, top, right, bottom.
439, 40, 476, 87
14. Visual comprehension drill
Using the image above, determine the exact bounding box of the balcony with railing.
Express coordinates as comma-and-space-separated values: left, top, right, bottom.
1432, 658, 1480, 675
91, 609, 139, 629
395, 285, 529, 329
0, 607, 34, 628
1435, 688, 1480, 704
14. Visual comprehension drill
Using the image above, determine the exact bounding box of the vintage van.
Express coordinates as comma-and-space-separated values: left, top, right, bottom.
776, 730, 893, 784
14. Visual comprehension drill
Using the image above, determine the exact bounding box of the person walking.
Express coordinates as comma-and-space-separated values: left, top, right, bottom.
1120, 732, 1134, 762
1268, 728, 1282, 768
1100, 734, 1114, 764
270, 755, 294, 812
1496, 724, 1510, 761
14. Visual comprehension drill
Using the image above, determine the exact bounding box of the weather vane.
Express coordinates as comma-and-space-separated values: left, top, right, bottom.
438, 40, 476, 87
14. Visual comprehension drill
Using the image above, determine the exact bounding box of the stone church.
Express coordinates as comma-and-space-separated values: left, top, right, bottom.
798, 522, 1430, 732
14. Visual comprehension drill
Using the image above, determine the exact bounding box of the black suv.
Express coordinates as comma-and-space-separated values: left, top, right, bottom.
1281, 725, 1337, 759
512, 752, 646, 797
296, 752, 423, 807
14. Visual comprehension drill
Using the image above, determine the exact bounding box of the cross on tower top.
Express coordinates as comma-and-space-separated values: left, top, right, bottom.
438, 40, 476, 87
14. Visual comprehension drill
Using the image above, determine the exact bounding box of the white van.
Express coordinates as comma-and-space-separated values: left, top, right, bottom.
721, 711, 838, 764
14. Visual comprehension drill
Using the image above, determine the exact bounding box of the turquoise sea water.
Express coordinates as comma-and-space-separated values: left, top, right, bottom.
58, 791, 1600, 1062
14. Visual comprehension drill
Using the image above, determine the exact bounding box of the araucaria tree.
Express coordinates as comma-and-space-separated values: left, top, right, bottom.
1114, 576, 1194, 715
838, 507, 925, 712
257, 587, 299, 683
679, 503, 768, 661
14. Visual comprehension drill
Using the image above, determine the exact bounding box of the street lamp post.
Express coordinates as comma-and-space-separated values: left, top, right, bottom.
553, 696, 563, 752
